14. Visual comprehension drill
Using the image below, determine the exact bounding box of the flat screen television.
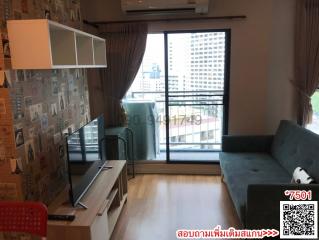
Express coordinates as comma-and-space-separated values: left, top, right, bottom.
66, 115, 106, 207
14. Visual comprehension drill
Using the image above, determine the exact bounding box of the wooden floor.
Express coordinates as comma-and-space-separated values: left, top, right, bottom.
111, 174, 241, 240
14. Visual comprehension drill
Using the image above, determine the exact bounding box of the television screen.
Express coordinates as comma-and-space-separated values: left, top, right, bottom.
66, 115, 106, 207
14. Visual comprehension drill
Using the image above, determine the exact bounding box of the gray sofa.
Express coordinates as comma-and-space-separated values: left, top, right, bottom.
220, 120, 319, 229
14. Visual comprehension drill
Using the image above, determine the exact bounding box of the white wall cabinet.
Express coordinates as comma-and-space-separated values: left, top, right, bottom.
7, 19, 107, 69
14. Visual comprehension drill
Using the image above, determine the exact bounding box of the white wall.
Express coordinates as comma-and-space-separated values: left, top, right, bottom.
81, 0, 296, 135
266, 0, 296, 133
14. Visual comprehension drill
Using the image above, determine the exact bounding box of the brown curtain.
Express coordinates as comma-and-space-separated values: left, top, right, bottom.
98, 23, 147, 127
294, 0, 319, 126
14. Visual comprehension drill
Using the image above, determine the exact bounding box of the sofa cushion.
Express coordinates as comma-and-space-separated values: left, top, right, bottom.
220, 152, 291, 224
271, 120, 319, 182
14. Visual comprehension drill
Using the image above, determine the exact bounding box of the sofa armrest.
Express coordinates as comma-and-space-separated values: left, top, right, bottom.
246, 184, 319, 229
222, 135, 273, 152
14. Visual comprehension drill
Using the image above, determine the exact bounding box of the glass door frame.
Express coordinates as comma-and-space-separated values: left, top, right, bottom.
164, 29, 231, 164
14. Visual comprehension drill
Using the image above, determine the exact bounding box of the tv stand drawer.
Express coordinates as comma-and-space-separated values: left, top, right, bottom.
91, 208, 109, 240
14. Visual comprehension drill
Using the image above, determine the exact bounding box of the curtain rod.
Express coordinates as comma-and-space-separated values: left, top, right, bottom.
83, 15, 246, 28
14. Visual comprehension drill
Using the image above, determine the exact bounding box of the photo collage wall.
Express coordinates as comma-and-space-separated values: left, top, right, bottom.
0, 0, 91, 207
0, 1, 92, 239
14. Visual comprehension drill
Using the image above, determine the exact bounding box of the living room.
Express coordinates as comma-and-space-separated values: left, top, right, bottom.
0, 0, 318, 239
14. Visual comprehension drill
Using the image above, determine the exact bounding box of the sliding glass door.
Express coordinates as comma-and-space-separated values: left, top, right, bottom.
164, 30, 230, 163
125, 30, 230, 162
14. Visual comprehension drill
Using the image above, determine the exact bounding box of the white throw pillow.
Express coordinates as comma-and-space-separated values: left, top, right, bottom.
291, 167, 316, 184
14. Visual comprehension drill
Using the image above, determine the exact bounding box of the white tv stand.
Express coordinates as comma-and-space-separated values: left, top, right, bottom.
47, 160, 127, 240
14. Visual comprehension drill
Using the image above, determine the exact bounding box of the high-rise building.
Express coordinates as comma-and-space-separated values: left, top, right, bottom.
188, 32, 225, 91
128, 32, 225, 95
166, 35, 190, 92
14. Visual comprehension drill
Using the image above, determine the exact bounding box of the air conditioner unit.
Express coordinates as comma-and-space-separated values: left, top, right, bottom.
121, 0, 210, 15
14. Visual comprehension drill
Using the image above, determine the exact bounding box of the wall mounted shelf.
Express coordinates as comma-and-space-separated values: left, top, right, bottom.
7, 19, 107, 69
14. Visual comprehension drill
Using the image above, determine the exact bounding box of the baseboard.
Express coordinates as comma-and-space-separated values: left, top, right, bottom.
134, 161, 221, 175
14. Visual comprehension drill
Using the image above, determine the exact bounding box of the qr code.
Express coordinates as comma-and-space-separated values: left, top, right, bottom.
280, 201, 318, 239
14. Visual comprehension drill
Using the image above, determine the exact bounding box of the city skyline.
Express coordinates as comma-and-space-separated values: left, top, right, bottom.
128, 32, 225, 94
125, 32, 226, 153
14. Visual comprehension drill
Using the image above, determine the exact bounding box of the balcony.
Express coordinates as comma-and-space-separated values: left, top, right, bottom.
124, 90, 224, 162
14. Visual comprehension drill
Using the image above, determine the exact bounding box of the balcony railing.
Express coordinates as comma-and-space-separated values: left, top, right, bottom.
125, 90, 225, 152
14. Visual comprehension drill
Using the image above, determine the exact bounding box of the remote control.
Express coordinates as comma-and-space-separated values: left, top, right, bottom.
48, 214, 75, 221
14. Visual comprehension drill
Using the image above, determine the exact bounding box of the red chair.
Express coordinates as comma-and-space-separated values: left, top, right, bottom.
0, 201, 48, 239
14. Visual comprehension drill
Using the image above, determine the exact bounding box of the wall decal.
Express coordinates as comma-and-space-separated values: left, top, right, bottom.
16, 70, 25, 82
24, 139, 35, 164
29, 103, 42, 122
3, 0, 12, 22
58, 92, 65, 111
40, 113, 48, 132
62, 128, 68, 137
4, 71, 12, 88
12, 84, 24, 120
58, 144, 64, 161
85, 111, 89, 123
2, 37, 10, 58
14, 125, 24, 147
80, 102, 85, 115
51, 103, 58, 116
52, 77, 59, 95
44, 9, 51, 19
9, 157, 23, 174
28, 127, 35, 138
67, 124, 75, 134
